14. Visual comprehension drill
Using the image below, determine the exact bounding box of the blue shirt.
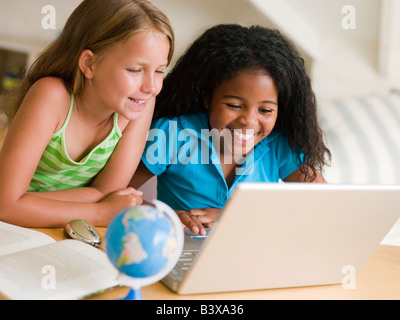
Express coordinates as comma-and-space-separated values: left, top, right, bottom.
141, 112, 302, 210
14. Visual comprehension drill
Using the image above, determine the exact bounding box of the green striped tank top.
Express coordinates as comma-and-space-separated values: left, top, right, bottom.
28, 94, 122, 192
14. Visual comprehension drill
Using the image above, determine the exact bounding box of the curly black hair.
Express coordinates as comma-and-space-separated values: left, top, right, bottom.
155, 24, 330, 180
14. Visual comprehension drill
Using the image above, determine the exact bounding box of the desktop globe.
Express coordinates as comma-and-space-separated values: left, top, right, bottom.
105, 201, 183, 300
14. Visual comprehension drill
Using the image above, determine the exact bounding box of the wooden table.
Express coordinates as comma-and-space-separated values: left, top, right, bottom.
35, 227, 400, 300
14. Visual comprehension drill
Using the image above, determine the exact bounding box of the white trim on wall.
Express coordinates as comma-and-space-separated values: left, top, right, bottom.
379, 0, 400, 81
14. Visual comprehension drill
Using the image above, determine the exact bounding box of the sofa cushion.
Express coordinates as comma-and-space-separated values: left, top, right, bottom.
320, 91, 400, 184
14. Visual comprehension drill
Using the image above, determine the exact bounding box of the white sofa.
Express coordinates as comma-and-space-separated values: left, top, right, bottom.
320, 90, 400, 185
319, 90, 400, 246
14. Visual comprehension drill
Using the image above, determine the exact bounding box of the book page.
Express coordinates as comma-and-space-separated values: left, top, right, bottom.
0, 222, 54, 256
0, 240, 119, 300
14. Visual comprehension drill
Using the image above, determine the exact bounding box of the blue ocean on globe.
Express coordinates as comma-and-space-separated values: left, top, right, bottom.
105, 206, 179, 278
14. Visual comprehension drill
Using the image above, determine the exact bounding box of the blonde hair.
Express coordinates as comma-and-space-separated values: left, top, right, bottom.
4, 0, 174, 124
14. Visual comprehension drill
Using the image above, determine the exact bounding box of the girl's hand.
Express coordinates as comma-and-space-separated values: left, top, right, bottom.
98, 187, 143, 225
176, 208, 221, 236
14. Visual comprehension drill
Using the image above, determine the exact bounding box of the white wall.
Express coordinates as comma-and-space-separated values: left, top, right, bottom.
0, 0, 82, 66
0, 0, 276, 68
0, 0, 81, 44
285, 0, 398, 101
379, 0, 400, 84
143, 0, 279, 67
285, 0, 380, 41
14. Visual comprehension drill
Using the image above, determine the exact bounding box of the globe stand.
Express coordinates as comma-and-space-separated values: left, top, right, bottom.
123, 288, 143, 300
117, 273, 163, 300
117, 274, 145, 300
112, 200, 184, 300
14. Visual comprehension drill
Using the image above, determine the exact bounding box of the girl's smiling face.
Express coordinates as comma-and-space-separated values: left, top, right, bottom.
206, 69, 278, 158
88, 30, 170, 120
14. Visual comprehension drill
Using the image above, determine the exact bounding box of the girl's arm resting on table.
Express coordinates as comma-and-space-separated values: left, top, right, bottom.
26, 187, 113, 203
27, 186, 143, 203
0, 78, 150, 227
0, 190, 142, 228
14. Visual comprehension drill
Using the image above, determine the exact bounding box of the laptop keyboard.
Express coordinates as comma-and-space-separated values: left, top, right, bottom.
168, 249, 200, 282
165, 229, 210, 284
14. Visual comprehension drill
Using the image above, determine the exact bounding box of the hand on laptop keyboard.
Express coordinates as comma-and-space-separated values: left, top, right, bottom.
176, 208, 220, 236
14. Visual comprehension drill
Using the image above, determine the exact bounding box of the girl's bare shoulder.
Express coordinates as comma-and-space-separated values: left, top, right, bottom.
21, 77, 72, 131
28, 77, 70, 104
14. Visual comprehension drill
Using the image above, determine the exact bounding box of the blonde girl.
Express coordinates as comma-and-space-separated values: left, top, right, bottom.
0, 0, 174, 227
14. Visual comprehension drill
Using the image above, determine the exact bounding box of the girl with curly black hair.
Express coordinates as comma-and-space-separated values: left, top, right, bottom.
130, 24, 331, 235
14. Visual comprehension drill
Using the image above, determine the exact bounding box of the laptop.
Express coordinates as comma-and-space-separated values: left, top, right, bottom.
161, 183, 400, 294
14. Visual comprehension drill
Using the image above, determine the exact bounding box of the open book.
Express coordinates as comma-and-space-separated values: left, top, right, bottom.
0, 221, 119, 300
